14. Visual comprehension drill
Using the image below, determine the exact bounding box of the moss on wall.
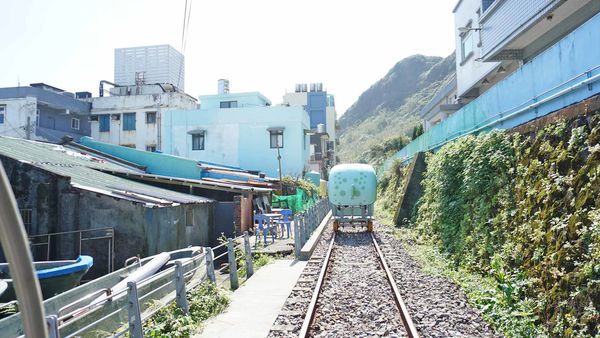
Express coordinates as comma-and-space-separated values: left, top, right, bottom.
413, 114, 599, 336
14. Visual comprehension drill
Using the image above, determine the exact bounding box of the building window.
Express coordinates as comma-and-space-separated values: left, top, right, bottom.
146, 111, 156, 124
71, 118, 80, 130
482, 0, 496, 12
20, 209, 32, 233
192, 132, 205, 150
123, 112, 136, 131
0, 105, 5, 124
99, 115, 110, 132
270, 130, 284, 148
219, 101, 238, 108
461, 29, 474, 62
146, 145, 157, 152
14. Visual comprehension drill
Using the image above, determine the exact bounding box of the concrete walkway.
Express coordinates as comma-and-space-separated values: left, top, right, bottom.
194, 259, 307, 338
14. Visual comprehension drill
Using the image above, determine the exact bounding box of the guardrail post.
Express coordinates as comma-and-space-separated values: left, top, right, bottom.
299, 213, 306, 247
205, 247, 216, 283
227, 238, 239, 290
294, 215, 301, 258
244, 232, 254, 278
46, 315, 59, 338
127, 281, 144, 338
174, 261, 189, 314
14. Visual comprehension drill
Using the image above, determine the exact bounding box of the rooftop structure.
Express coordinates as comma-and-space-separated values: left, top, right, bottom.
114, 45, 185, 91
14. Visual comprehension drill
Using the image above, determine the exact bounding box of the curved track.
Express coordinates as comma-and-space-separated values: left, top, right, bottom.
299, 229, 420, 338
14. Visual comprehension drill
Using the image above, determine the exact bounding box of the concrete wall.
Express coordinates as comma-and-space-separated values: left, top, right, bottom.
0, 97, 37, 139
163, 105, 310, 178
0, 156, 214, 277
90, 92, 196, 150
199, 92, 271, 110
0, 93, 90, 142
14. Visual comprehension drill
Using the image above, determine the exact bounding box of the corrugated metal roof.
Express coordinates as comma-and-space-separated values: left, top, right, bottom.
0, 137, 214, 207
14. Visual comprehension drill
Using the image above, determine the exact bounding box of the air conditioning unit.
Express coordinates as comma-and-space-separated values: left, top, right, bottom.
111, 114, 121, 121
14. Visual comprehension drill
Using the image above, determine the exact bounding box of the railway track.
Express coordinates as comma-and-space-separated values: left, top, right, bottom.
299, 229, 420, 338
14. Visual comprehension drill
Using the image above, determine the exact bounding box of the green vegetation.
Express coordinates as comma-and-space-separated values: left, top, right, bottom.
391, 227, 548, 337
143, 282, 230, 337
143, 242, 276, 337
386, 116, 599, 336
358, 135, 409, 168
376, 160, 407, 224
281, 176, 319, 198
411, 123, 424, 140
337, 54, 455, 163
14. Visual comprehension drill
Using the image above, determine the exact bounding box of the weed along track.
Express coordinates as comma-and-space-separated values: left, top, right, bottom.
300, 228, 419, 338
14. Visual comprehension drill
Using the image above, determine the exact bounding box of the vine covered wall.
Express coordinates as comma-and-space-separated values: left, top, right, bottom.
414, 114, 599, 336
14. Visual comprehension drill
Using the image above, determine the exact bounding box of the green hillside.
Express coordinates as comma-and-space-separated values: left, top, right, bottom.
338, 54, 455, 164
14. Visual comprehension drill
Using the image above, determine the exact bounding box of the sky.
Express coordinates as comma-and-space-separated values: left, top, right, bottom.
0, 0, 456, 116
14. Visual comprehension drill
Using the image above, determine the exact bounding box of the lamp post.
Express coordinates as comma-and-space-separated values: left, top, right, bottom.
276, 146, 283, 184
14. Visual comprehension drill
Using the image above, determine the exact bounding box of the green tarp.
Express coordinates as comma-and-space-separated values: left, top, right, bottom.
272, 188, 317, 213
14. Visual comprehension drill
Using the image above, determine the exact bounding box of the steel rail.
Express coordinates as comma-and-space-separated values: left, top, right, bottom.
371, 233, 420, 338
298, 232, 336, 338
299, 231, 420, 338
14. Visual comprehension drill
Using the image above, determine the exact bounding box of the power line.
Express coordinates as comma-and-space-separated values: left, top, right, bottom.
177, 0, 193, 91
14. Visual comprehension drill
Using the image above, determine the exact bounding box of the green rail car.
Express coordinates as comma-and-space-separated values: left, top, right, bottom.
327, 163, 377, 231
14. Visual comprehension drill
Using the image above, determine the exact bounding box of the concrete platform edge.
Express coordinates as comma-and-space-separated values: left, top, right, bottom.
299, 210, 332, 260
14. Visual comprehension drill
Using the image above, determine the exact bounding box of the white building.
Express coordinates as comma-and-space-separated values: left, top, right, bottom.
114, 45, 185, 91
418, 75, 460, 131
90, 84, 197, 151
453, 0, 599, 102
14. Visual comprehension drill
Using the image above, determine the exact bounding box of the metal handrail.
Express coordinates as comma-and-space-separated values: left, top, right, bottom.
57, 288, 112, 318
62, 305, 127, 337
42, 232, 256, 337
124, 256, 141, 267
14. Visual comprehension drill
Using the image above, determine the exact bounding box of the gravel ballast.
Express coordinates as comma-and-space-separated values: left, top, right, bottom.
269, 223, 500, 337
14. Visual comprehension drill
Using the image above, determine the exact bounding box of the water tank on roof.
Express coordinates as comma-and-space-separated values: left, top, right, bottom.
317, 123, 326, 134
218, 79, 230, 94
76, 92, 92, 99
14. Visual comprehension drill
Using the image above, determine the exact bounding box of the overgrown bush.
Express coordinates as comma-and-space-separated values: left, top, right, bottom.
414, 116, 599, 336
376, 159, 407, 224
358, 135, 410, 168
143, 282, 230, 337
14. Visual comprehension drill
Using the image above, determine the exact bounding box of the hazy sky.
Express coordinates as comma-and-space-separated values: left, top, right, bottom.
0, 0, 456, 115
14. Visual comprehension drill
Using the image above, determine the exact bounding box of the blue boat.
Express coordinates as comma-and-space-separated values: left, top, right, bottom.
0, 256, 93, 302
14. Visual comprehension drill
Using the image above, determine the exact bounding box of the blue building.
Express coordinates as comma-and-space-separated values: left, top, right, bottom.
282, 83, 338, 176
0, 83, 91, 142
161, 85, 311, 178
384, 0, 600, 168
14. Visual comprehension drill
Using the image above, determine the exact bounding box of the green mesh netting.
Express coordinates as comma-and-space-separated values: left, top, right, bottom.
272, 188, 316, 213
